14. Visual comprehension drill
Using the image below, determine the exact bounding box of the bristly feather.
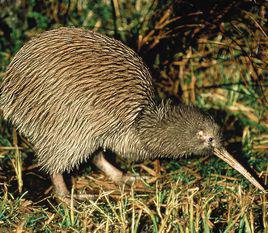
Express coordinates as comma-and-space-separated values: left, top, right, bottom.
0, 27, 221, 174
136, 100, 221, 159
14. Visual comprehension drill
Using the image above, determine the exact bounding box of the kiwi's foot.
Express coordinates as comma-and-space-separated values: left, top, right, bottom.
92, 152, 149, 187
51, 173, 99, 205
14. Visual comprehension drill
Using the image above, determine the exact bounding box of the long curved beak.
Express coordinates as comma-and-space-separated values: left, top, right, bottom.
213, 147, 266, 192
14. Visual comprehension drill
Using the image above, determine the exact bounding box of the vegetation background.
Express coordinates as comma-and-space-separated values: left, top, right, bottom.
0, 0, 267, 232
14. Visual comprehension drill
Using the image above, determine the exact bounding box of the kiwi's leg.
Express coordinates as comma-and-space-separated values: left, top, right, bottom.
92, 152, 137, 185
50, 173, 69, 196
50, 173, 99, 203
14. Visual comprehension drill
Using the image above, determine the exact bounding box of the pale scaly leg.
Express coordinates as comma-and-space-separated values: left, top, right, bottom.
50, 173, 98, 203
92, 152, 137, 185
50, 173, 69, 196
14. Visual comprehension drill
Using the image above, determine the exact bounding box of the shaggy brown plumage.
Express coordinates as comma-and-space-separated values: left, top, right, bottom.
0, 28, 265, 193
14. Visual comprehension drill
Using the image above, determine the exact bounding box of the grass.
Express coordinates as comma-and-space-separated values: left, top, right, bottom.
0, 0, 267, 232
0, 168, 266, 232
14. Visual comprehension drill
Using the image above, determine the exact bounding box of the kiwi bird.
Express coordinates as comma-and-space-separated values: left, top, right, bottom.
0, 27, 266, 196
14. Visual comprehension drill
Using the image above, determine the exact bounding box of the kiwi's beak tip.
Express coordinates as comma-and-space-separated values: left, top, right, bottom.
213, 147, 266, 193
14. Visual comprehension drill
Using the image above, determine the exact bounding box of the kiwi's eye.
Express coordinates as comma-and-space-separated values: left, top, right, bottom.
208, 137, 213, 142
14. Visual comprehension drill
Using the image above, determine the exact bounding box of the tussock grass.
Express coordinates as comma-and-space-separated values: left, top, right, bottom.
0, 0, 267, 232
